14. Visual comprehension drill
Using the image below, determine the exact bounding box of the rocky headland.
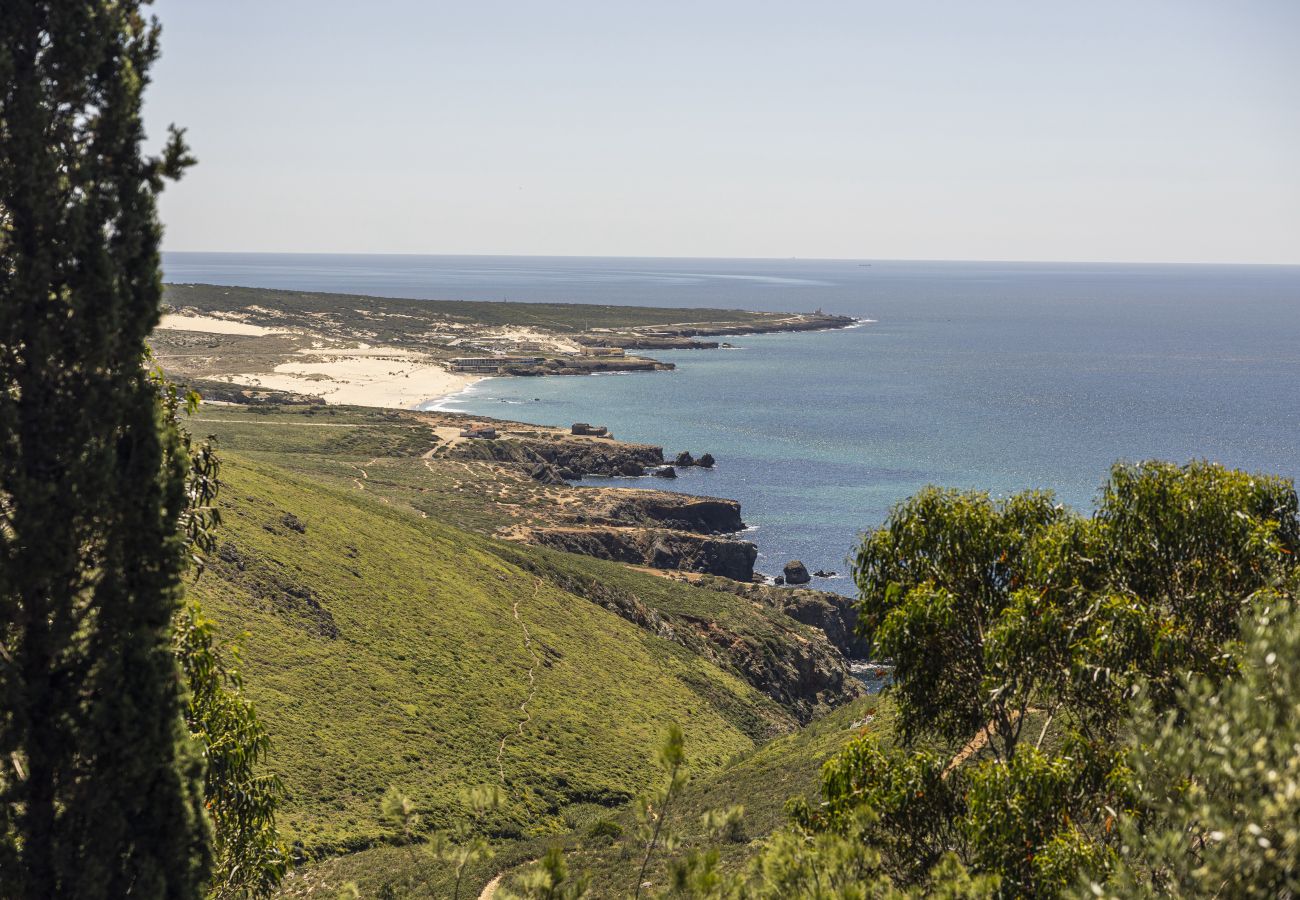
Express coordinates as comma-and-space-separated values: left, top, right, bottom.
154, 283, 859, 409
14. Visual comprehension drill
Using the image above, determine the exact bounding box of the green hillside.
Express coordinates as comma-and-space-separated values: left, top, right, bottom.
193, 454, 801, 852
274, 697, 890, 898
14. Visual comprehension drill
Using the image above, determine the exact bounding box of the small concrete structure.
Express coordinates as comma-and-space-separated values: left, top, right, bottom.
580, 346, 625, 357
459, 424, 498, 439
571, 423, 609, 437
447, 356, 545, 373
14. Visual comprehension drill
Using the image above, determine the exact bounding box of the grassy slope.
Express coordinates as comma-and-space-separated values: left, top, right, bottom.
193, 406, 855, 720
561, 695, 893, 898
196, 453, 795, 852
276, 697, 888, 898
182, 404, 879, 896
164, 283, 784, 334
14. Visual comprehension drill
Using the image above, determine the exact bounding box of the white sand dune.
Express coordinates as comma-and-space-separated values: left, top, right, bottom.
229, 346, 480, 409
157, 313, 285, 336
157, 313, 478, 408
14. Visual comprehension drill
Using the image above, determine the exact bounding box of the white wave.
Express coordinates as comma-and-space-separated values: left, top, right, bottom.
423, 377, 494, 411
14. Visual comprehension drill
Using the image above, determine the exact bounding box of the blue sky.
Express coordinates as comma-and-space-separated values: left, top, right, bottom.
145, 0, 1300, 263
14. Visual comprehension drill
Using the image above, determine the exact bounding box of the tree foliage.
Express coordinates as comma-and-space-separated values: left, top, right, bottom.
669, 460, 1299, 898
634, 725, 690, 899
1095, 587, 1300, 898
2, 5, 284, 897
378, 783, 502, 899
0, 2, 209, 895
164, 384, 287, 898
174, 601, 288, 899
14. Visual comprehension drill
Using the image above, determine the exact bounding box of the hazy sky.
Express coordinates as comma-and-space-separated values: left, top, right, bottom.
145, 0, 1300, 263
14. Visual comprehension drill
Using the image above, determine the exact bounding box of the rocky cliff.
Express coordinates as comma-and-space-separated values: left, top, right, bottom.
513, 435, 665, 477
448, 434, 663, 477
581, 491, 745, 533
521, 526, 758, 581
675, 576, 869, 658
494, 546, 863, 724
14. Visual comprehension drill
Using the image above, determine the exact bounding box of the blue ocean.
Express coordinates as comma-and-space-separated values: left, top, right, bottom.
163, 253, 1300, 586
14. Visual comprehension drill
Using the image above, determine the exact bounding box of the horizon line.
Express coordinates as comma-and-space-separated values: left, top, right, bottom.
160, 249, 1300, 268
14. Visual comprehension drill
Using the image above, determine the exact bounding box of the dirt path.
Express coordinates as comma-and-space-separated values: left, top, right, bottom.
945, 709, 1031, 776
478, 871, 506, 900
479, 872, 504, 900
479, 858, 540, 900
495, 579, 543, 784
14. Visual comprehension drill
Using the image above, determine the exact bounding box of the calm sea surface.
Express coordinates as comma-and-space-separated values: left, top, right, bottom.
164, 253, 1300, 587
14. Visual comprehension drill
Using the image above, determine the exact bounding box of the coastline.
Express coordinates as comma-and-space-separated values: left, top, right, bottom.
422, 376, 492, 411
155, 292, 863, 411
425, 316, 867, 412
156, 313, 483, 409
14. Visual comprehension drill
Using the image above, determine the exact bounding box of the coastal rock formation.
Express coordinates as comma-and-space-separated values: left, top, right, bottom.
674, 613, 864, 722
574, 334, 722, 351
625, 313, 856, 338
522, 526, 758, 581
670, 450, 717, 468
512, 436, 664, 477
679, 576, 869, 658
451, 434, 663, 478
528, 462, 567, 486
508, 357, 672, 376
777, 591, 867, 657
652, 466, 677, 478
592, 492, 745, 533
783, 560, 812, 585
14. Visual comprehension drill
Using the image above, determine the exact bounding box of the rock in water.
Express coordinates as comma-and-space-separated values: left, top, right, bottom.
652, 466, 678, 479
697, 453, 716, 468
783, 560, 811, 585
674, 450, 695, 467
774, 575, 785, 585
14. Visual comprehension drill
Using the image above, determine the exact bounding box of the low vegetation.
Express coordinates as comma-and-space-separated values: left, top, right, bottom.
569, 460, 1297, 898
191, 453, 801, 851
184, 394, 1300, 899
162, 283, 818, 338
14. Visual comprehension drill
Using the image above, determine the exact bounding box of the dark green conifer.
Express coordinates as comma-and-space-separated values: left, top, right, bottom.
0, 2, 210, 896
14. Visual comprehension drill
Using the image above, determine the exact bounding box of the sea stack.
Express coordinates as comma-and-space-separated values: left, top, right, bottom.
783, 560, 811, 585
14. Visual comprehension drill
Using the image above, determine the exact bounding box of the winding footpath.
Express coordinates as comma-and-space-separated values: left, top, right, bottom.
495, 578, 543, 785
481, 580, 546, 898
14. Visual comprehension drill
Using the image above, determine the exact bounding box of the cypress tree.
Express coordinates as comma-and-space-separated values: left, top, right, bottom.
0, 3, 210, 896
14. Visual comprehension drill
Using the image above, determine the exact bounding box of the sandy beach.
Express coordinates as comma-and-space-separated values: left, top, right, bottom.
227, 346, 481, 409
155, 314, 479, 408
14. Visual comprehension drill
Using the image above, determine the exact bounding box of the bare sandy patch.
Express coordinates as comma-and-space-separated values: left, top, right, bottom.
157, 314, 286, 337
227, 345, 480, 409
489, 327, 582, 353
